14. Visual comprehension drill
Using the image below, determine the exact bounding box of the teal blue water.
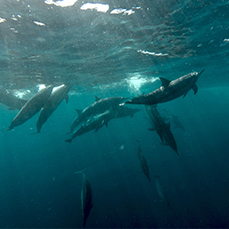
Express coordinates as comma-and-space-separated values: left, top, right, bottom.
0, 0, 229, 228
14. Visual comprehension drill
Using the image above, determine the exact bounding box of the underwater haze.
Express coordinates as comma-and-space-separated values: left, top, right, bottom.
0, 0, 229, 228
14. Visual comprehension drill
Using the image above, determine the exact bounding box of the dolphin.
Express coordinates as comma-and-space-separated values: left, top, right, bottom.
6, 85, 54, 130
145, 105, 178, 155
137, 145, 150, 181
75, 169, 93, 228
162, 109, 185, 132
125, 70, 204, 105
65, 109, 116, 143
0, 88, 27, 110
69, 96, 128, 133
36, 84, 71, 133
155, 176, 170, 207
115, 106, 141, 119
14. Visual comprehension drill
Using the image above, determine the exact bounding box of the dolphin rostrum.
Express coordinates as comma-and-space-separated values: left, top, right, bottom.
137, 145, 150, 181
36, 84, 71, 133
75, 169, 93, 228
145, 105, 178, 155
6, 85, 54, 130
125, 70, 204, 105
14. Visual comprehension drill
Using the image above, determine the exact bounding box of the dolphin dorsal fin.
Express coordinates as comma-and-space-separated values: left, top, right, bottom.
160, 77, 171, 87
94, 96, 101, 101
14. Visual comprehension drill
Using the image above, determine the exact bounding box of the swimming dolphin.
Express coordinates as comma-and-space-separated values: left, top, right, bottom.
75, 169, 93, 228
137, 145, 150, 181
36, 84, 71, 133
0, 88, 27, 110
155, 176, 170, 207
125, 70, 204, 105
69, 96, 127, 133
145, 105, 178, 155
6, 85, 54, 130
65, 109, 116, 143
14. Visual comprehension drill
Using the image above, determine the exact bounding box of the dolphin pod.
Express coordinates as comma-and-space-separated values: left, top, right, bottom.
145, 105, 178, 155
75, 169, 93, 228
125, 70, 204, 105
65, 109, 116, 143
6, 85, 54, 130
69, 96, 128, 133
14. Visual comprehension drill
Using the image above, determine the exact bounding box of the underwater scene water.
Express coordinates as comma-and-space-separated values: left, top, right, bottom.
0, 0, 229, 228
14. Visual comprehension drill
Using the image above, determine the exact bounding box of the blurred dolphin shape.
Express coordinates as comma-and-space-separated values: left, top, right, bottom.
137, 144, 150, 181
75, 169, 93, 228
0, 88, 27, 110
145, 105, 178, 155
162, 109, 185, 131
155, 176, 170, 208
126, 70, 204, 105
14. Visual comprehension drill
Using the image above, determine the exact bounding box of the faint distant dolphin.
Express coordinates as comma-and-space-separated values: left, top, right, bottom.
75, 169, 93, 228
125, 70, 204, 105
0, 88, 27, 110
146, 105, 178, 155
155, 176, 170, 207
36, 84, 71, 133
164, 110, 185, 132
69, 96, 128, 133
115, 106, 141, 119
65, 109, 115, 143
6, 85, 54, 130
137, 145, 150, 181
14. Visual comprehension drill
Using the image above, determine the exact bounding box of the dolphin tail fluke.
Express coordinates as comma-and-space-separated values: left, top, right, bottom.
65, 139, 72, 143
148, 127, 156, 131
75, 168, 87, 175
29, 132, 40, 135
83, 218, 87, 228
65, 130, 72, 135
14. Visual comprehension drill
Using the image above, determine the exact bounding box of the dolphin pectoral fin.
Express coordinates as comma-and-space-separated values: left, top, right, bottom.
183, 92, 188, 98
75, 109, 82, 115
65, 139, 72, 143
64, 95, 69, 103
159, 77, 171, 87
148, 127, 156, 131
192, 84, 198, 94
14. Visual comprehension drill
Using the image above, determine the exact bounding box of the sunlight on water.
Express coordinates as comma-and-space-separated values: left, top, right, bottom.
45, 0, 78, 7
81, 3, 109, 13
37, 84, 47, 92
126, 73, 158, 94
